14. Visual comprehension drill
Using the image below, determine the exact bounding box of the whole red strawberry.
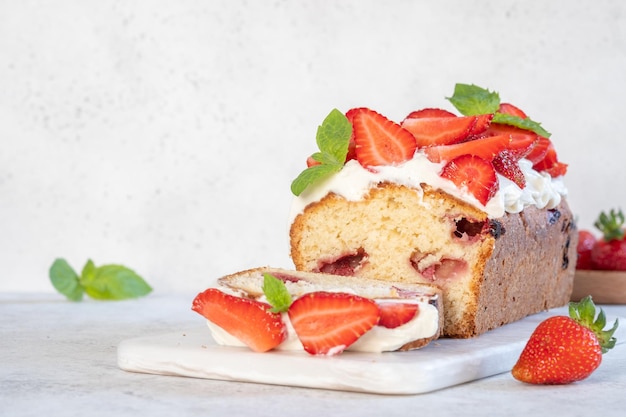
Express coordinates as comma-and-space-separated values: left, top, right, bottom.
576, 230, 597, 269
512, 296, 618, 385
591, 209, 626, 271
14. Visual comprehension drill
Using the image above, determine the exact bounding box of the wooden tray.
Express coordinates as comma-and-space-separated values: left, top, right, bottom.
571, 270, 626, 304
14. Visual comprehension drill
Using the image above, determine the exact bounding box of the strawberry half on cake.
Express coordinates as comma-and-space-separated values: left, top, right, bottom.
289, 83, 577, 338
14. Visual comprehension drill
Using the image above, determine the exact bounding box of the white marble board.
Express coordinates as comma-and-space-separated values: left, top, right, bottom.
117, 307, 624, 395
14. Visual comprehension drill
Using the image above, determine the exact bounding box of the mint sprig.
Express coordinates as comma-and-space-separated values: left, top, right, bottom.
447, 83, 551, 138
291, 108, 352, 196
49, 258, 152, 301
447, 83, 500, 115
262, 273, 292, 313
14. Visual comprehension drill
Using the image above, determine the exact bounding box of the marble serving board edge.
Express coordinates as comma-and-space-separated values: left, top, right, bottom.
117, 307, 625, 395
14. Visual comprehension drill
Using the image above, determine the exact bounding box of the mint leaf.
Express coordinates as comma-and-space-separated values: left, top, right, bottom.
291, 163, 342, 196
316, 108, 352, 163
492, 113, 551, 138
447, 83, 500, 116
49, 258, 83, 301
291, 109, 352, 196
50, 258, 152, 301
448, 83, 551, 137
80, 261, 152, 300
262, 273, 292, 313
81, 259, 96, 283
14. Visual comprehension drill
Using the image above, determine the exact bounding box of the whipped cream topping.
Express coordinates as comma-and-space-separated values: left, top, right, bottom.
290, 152, 567, 220
206, 299, 439, 354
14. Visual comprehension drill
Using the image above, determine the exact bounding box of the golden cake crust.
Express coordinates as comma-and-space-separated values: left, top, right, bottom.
290, 183, 576, 338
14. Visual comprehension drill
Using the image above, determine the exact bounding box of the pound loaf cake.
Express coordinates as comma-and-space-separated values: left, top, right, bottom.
288, 84, 577, 338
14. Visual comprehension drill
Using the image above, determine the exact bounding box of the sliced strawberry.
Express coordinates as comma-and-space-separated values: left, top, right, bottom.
405, 108, 456, 118
532, 142, 568, 176
192, 288, 287, 353
378, 302, 419, 329
306, 155, 320, 167
345, 139, 357, 162
424, 134, 535, 164
345, 107, 360, 122
493, 151, 526, 188
544, 161, 568, 177
525, 136, 551, 164
507, 135, 538, 160
401, 113, 477, 148
344, 108, 362, 162
468, 113, 494, 136
351, 108, 417, 167
482, 124, 539, 156
498, 102, 528, 119
440, 154, 499, 205
288, 291, 379, 355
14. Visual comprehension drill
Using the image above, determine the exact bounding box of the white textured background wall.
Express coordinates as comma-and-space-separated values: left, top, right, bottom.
2, 0, 625, 294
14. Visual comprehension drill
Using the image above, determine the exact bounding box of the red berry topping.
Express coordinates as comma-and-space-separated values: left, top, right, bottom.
192, 288, 287, 352
498, 102, 528, 119
401, 109, 480, 148
531, 141, 568, 177
405, 108, 457, 119
288, 291, 379, 355
525, 136, 551, 164
378, 302, 419, 329
350, 108, 417, 168
424, 134, 535, 164
306, 155, 321, 167
468, 113, 495, 136
492, 150, 526, 189
440, 154, 499, 205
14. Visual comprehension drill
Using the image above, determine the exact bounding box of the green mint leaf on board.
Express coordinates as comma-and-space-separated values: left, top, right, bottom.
49, 258, 152, 301
447, 83, 500, 116
291, 108, 352, 196
262, 273, 292, 313
447, 83, 551, 138
49, 258, 84, 301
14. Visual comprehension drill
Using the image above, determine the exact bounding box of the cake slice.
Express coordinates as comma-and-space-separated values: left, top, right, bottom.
192, 267, 443, 354
288, 84, 577, 338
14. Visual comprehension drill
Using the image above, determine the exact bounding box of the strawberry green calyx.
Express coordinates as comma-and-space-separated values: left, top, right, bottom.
447, 83, 551, 138
594, 208, 625, 242
569, 295, 619, 353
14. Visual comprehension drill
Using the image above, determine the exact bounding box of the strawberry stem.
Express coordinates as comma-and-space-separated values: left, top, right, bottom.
569, 296, 619, 353
594, 208, 625, 241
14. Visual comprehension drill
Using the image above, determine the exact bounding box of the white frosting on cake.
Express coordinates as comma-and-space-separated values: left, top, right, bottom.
290, 152, 567, 220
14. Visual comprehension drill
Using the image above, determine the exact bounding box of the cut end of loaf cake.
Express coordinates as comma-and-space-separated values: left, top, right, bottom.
290, 183, 577, 337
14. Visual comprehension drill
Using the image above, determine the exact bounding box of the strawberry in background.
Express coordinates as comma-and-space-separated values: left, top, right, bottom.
591, 209, 626, 271
576, 209, 626, 271
576, 230, 597, 270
